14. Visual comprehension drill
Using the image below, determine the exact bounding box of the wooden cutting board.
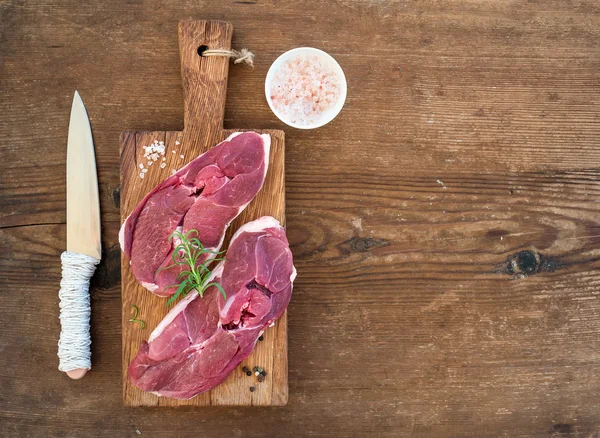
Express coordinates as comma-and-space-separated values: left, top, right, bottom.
120, 20, 286, 406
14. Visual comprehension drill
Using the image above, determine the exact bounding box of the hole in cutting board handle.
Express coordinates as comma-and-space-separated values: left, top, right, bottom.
197, 45, 208, 57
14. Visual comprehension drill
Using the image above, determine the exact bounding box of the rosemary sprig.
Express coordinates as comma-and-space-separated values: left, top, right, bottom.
161, 229, 227, 307
128, 304, 145, 330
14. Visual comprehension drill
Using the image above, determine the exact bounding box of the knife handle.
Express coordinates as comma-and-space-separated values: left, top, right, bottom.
58, 251, 99, 379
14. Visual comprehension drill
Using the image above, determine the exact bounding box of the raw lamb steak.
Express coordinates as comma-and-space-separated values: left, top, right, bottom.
119, 131, 270, 296
128, 216, 296, 399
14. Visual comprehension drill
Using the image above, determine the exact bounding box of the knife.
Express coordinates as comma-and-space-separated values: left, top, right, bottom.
57, 91, 101, 380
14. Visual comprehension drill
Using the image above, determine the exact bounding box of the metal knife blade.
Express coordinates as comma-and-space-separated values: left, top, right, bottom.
66, 91, 101, 260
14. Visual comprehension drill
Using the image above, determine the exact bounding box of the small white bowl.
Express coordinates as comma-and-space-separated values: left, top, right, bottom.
265, 47, 347, 130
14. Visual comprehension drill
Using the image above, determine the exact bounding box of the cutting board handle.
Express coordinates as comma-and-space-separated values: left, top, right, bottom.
178, 20, 233, 144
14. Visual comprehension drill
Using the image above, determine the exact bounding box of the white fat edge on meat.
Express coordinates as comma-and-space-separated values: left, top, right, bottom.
224, 131, 244, 141
118, 214, 129, 252
260, 133, 271, 178
218, 287, 241, 320
230, 216, 282, 242
141, 281, 160, 293
148, 262, 225, 342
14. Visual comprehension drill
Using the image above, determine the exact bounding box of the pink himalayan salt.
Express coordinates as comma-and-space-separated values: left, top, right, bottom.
270, 55, 341, 126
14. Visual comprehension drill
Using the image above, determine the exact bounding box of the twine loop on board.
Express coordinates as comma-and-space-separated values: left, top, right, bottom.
201, 48, 255, 68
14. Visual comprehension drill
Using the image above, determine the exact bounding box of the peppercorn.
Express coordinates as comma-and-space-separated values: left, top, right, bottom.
258, 335, 264, 341
246, 371, 252, 376
249, 386, 255, 392
242, 366, 249, 373
257, 374, 265, 382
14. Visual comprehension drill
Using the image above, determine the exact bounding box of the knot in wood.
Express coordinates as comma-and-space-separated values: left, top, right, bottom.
351, 237, 381, 252
113, 186, 120, 208
497, 248, 565, 279
511, 250, 540, 275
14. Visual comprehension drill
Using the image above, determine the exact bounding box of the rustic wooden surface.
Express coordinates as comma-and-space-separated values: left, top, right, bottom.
1, 0, 600, 436
121, 20, 287, 407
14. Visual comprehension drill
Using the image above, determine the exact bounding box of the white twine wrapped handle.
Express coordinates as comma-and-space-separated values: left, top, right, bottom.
201, 48, 255, 67
58, 251, 99, 375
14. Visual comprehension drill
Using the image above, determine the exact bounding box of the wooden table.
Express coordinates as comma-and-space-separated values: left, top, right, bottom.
1, 1, 599, 436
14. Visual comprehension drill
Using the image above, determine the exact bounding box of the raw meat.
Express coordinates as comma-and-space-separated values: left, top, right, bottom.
128, 216, 296, 399
119, 131, 270, 296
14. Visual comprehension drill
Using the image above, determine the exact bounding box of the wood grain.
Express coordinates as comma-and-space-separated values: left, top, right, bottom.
120, 20, 287, 406
2, 0, 600, 436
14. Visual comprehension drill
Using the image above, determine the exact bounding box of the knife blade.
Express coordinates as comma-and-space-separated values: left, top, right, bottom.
67, 91, 101, 260
57, 91, 101, 380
